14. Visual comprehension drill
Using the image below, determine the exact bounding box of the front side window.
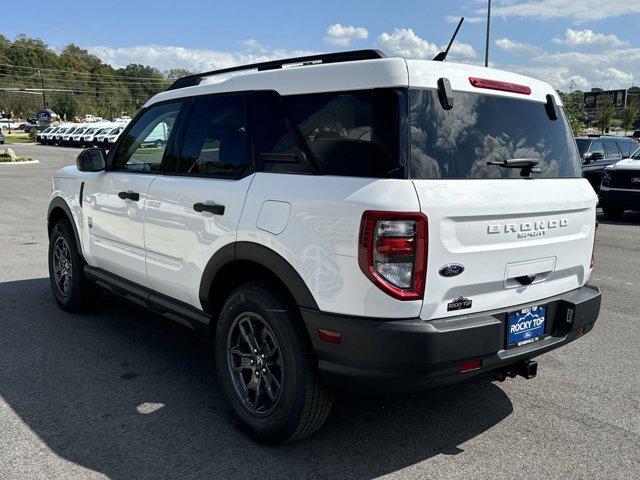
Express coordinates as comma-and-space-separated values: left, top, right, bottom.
113, 102, 182, 172
176, 95, 250, 178
409, 89, 582, 179
590, 141, 605, 158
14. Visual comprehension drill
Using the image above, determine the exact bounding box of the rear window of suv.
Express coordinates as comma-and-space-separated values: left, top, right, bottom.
409, 89, 582, 179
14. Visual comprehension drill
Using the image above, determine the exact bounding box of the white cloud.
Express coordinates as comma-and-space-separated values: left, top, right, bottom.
239, 38, 269, 54
85, 45, 317, 73
487, 0, 640, 22
377, 28, 477, 61
495, 37, 541, 54
378, 28, 440, 59
507, 47, 639, 91
552, 28, 629, 48
323, 23, 369, 47
445, 15, 485, 24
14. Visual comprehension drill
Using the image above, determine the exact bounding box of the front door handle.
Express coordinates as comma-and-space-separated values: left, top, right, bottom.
193, 202, 225, 215
118, 191, 140, 201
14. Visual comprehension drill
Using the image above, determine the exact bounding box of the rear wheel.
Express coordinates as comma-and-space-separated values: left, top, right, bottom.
602, 206, 624, 220
215, 283, 333, 443
48, 219, 98, 311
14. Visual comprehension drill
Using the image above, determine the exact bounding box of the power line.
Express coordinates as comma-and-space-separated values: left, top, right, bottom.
0, 62, 172, 82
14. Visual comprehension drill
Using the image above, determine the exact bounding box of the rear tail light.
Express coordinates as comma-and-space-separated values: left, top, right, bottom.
469, 77, 531, 95
590, 220, 599, 269
358, 211, 428, 300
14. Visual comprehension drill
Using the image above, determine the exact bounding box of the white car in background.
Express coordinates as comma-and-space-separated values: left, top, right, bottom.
36, 126, 54, 144
80, 124, 114, 147
69, 125, 92, 146
51, 124, 75, 145
59, 125, 83, 146
105, 126, 125, 147
94, 126, 119, 147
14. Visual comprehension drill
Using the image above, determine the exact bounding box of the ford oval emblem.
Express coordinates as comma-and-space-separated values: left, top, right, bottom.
439, 264, 465, 277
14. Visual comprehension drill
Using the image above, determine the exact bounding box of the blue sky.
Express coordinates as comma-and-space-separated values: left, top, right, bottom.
4, 0, 640, 90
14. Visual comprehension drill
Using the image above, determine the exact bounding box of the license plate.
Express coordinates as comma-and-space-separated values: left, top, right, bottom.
507, 306, 546, 348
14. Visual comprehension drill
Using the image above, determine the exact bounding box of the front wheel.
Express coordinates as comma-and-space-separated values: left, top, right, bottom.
215, 283, 333, 443
48, 219, 98, 311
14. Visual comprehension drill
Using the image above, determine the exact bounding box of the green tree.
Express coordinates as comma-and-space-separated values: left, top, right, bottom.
621, 99, 639, 135
559, 90, 587, 135
52, 92, 78, 120
596, 100, 615, 134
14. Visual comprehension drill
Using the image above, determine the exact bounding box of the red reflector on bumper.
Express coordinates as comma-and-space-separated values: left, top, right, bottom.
318, 328, 342, 344
460, 360, 482, 373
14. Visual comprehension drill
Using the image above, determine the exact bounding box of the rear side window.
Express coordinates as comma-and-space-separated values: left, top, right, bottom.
589, 141, 604, 158
282, 89, 403, 178
615, 139, 633, 157
604, 141, 622, 160
252, 91, 314, 175
409, 89, 582, 179
177, 95, 250, 178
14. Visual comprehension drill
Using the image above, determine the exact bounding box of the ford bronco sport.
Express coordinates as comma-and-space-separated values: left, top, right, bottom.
47, 49, 601, 443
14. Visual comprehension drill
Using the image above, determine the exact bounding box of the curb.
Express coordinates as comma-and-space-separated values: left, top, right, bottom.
0, 159, 40, 166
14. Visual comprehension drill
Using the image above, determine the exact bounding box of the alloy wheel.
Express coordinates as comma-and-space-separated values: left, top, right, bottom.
226, 312, 284, 416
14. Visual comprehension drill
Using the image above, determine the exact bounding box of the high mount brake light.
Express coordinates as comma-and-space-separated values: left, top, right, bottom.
358, 211, 428, 301
469, 77, 532, 95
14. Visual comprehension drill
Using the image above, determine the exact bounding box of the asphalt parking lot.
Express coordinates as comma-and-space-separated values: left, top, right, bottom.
0, 144, 639, 480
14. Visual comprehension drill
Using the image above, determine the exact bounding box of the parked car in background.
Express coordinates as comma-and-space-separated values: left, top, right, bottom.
105, 126, 124, 147
600, 147, 640, 219
59, 125, 81, 146
0, 130, 4, 144
93, 126, 118, 147
578, 136, 640, 191
42, 126, 62, 145
80, 124, 114, 147
70, 126, 91, 146
51, 124, 74, 145
36, 126, 54, 143
0, 119, 21, 130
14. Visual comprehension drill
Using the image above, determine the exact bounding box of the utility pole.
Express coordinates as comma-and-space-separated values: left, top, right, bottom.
38, 70, 46, 108
485, 0, 492, 67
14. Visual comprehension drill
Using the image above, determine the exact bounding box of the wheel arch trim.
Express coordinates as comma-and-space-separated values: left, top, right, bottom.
199, 241, 319, 312
47, 196, 85, 262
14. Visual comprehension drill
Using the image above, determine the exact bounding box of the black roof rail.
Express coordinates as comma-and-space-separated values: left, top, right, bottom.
167, 49, 386, 91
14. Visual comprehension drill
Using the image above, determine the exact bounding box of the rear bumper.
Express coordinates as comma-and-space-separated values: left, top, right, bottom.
301, 285, 601, 394
600, 188, 640, 210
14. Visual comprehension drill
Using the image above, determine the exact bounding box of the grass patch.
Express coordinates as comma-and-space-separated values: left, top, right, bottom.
3, 134, 33, 144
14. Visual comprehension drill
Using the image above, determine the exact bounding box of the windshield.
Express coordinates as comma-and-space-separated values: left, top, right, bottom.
57, 128, 67, 134
42, 127, 52, 133
85, 128, 96, 134
632, 148, 640, 160
65, 127, 77, 134
575, 139, 591, 157
409, 89, 582, 179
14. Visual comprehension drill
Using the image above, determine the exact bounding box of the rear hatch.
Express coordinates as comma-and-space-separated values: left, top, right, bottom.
407, 85, 597, 320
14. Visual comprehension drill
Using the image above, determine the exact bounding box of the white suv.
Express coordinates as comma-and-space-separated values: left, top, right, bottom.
47, 50, 601, 443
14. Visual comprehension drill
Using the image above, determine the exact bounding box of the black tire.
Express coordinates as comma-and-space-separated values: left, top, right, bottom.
602, 206, 624, 220
48, 219, 98, 311
215, 282, 333, 443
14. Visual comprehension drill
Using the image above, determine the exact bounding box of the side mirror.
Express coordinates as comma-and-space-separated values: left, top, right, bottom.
77, 148, 106, 172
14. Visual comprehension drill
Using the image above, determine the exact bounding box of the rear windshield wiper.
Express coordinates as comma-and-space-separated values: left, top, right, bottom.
487, 158, 541, 177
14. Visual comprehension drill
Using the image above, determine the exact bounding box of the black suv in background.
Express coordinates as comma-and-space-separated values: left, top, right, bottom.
578, 136, 640, 191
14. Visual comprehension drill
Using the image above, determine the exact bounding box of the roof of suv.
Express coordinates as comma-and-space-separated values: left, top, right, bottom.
147, 54, 560, 108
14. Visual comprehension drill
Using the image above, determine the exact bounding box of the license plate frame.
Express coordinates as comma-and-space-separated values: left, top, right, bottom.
506, 305, 547, 349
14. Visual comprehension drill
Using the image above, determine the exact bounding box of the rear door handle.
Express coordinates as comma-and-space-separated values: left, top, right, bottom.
118, 190, 140, 201
193, 202, 225, 215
